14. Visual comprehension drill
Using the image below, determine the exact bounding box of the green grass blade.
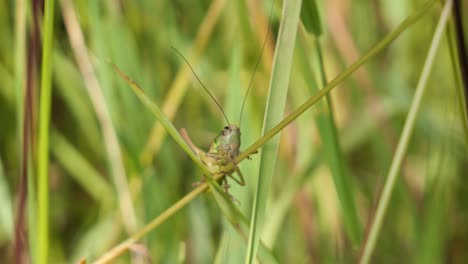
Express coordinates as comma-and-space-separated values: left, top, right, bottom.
245, 0, 303, 262
359, 1, 453, 262
37, 0, 55, 263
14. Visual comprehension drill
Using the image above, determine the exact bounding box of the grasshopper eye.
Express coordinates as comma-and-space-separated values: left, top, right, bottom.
221, 126, 229, 136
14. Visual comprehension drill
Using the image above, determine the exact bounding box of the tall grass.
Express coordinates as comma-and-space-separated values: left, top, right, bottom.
0, 0, 467, 263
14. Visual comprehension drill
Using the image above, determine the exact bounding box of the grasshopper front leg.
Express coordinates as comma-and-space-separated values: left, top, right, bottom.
230, 167, 245, 186
180, 128, 228, 186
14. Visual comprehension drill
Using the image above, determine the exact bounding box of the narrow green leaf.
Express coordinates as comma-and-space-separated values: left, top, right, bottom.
246, 0, 303, 262
37, 0, 56, 263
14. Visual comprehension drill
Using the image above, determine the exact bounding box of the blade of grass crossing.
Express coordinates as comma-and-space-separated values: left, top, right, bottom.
245, 0, 303, 262
359, 1, 453, 262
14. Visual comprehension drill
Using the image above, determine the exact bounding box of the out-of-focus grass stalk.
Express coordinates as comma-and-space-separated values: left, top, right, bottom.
359, 1, 453, 262
15, 0, 26, 145
140, 0, 226, 165
245, 0, 303, 262
297, 24, 362, 245
50, 131, 114, 209
444, 3, 468, 145
37, 0, 55, 263
60, 0, 137, 233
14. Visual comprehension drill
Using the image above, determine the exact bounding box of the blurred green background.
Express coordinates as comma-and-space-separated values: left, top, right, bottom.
0, 0, 467, 263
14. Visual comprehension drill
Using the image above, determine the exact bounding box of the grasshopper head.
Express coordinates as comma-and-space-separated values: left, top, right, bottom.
219, 124, 240, 147
211, 124, 241, 157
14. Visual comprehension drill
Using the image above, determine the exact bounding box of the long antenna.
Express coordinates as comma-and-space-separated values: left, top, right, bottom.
238, 1, 274, 127
171, 47, 231, 125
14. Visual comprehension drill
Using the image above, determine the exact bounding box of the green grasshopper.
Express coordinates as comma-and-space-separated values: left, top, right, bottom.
173, 3, 272, 196
180, 124, 245, 192
172, 23, 270, 195
172, 48, 248, 194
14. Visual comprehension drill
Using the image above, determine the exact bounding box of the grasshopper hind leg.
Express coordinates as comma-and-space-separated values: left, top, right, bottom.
193, 175, 239, 204
221, 177, 241, 205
